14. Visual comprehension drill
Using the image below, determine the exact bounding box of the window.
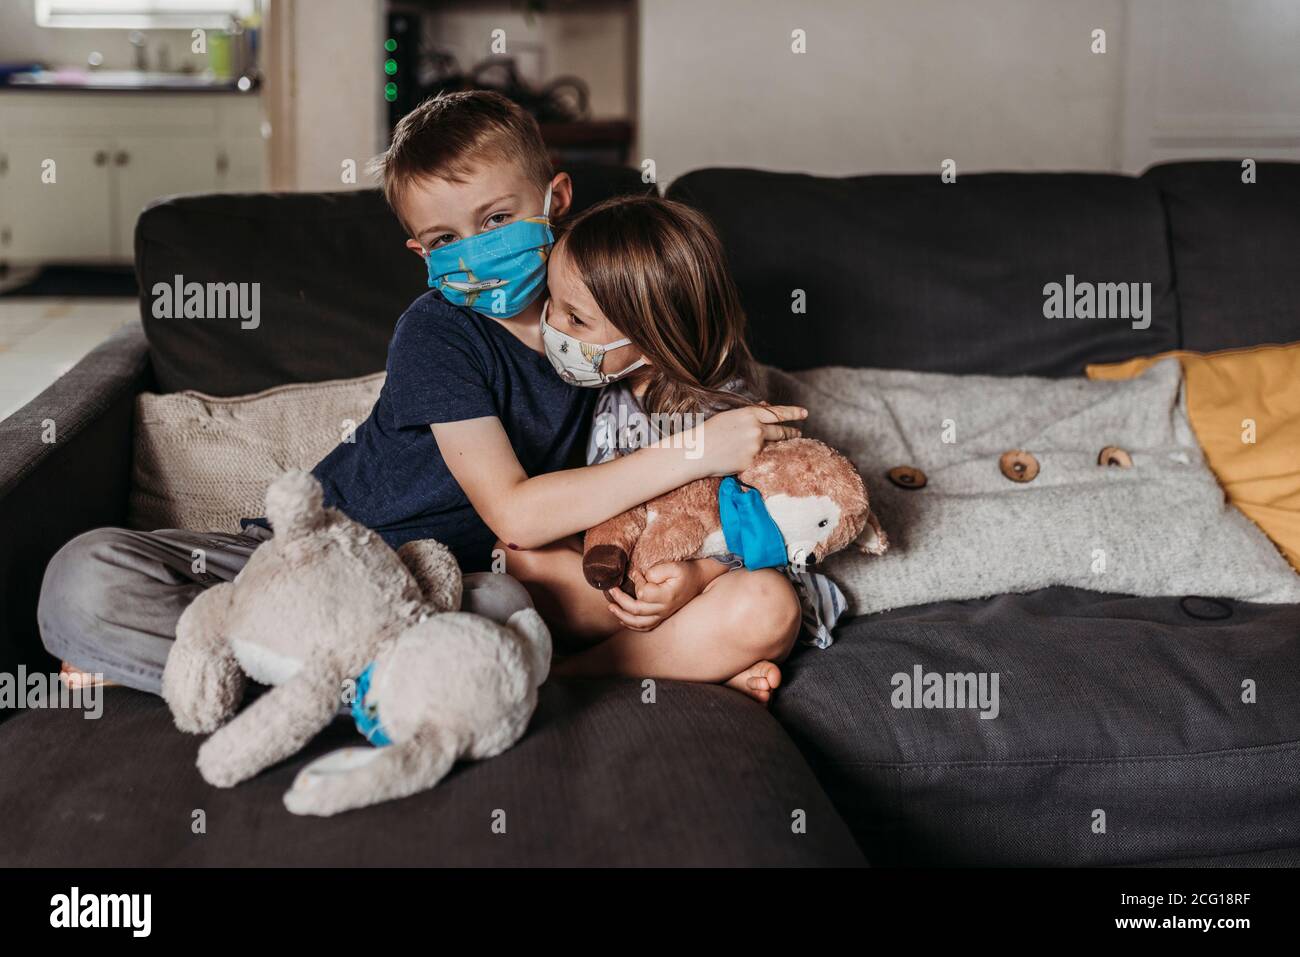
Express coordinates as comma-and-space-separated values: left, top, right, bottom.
35, 0, 256, 30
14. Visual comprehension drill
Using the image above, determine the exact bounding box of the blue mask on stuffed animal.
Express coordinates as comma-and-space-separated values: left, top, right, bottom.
717, 476, 789, 571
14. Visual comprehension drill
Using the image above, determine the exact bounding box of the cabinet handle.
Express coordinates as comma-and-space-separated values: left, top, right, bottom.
114, 151, 130, 166
94, 150, 109, 167
216, 152, 229, 174
0, 155, 7, 175
1, 227, 10, 247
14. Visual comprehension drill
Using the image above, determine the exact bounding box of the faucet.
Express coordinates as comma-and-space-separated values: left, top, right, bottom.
128, 31, 148, 72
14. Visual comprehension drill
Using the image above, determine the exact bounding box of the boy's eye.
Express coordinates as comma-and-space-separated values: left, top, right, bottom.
485, 212, 512, 229
568, 312, 586, 329
429, 233, 456, 248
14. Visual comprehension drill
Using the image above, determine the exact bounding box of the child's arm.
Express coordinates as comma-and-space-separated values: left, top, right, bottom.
432, 404, 806, 549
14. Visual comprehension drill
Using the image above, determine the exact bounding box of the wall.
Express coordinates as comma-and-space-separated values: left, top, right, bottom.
638, 0, 1127, 185
1120, 0, 1300, 171
264, 0, 384, 191
638, 0, 1300, 185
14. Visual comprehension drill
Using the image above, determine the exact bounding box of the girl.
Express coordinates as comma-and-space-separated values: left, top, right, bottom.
506, 195, 844, 702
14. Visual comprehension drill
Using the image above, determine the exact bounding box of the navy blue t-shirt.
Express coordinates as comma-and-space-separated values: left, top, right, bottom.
245, 291, 596, 571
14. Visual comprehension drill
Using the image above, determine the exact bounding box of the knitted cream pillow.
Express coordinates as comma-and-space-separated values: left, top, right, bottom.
129, 373, 385, 533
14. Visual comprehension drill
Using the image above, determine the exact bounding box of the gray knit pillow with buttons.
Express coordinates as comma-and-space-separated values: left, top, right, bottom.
757, 358, 1300, 616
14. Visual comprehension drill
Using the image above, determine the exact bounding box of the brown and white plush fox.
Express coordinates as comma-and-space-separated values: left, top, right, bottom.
582, 437, 888, 595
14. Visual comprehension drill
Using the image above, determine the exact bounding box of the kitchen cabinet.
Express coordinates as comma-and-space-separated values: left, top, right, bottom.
0, 92, 265, 266
1, 140, 114, 261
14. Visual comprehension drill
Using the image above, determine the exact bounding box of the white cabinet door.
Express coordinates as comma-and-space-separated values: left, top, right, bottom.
1, 141, 115, 263
111, 135, 221, 258
217, 137, 266, 192
1, 94, 263, 265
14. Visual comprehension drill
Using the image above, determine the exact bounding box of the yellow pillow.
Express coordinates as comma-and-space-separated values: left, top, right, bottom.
1087, 343, 1300, 573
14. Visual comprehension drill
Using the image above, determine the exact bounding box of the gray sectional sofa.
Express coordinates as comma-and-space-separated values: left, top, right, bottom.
1, 161, 1297, 865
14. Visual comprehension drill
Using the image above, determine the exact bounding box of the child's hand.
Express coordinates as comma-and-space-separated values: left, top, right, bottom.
694, 404, 807, 477
607, 560, 715, 631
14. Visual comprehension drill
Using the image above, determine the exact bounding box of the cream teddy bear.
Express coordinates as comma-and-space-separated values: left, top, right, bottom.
160, 469, 551, 816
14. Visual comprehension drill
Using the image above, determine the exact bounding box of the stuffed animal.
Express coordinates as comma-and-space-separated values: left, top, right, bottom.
160, 469, 551, 817
582, 437, 888, 594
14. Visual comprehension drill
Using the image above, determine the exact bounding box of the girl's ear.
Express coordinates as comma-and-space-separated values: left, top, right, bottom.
548, 172, 574, 222
405, 238, 426, 258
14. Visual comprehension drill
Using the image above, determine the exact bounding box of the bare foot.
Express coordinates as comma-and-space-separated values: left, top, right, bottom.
725, 660, 782, 705
59, 661, 118, 690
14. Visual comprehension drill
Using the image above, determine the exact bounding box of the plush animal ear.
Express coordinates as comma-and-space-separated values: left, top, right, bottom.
264, 469, 328, 538
397, 538, 463, 613
856, 510, 889, 555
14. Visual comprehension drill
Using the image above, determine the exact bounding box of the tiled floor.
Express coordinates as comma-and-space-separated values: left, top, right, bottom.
0, 298, 140, 422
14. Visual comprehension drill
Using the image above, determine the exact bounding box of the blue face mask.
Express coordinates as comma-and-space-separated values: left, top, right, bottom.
424, 185, 554, 318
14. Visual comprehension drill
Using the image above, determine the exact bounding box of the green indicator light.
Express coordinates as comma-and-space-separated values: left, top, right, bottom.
385, 82, 398, 101
384, 58, 397, 75
384, 38, 397, 52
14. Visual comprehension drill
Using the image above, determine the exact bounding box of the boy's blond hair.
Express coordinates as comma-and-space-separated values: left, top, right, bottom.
370, 90, 554, 233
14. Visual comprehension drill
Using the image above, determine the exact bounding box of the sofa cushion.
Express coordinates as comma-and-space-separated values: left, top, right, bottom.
0, 678, 865, 867
1143, 161, 1300, 352
136, 165, 654, 396
129, 373, 384, 533
667, 169, 1179, 376
772, 587, 1300, 865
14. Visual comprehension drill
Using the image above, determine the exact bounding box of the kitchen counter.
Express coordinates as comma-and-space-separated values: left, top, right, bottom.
0, 86, 267, 266
1, 70, 259, 94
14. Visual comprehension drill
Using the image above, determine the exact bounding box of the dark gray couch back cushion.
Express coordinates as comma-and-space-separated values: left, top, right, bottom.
1143, 160, 1300, 352
136, 165, 653, 395
667, 169, 1179, 376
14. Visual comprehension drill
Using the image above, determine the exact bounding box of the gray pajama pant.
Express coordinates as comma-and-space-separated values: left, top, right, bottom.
37, 525, 531, 694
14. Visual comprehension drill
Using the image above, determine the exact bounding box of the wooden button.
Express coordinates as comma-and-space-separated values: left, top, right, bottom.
887, 465, 927, 490
998, 450, 1039, 483
1098, 445, 1133, 468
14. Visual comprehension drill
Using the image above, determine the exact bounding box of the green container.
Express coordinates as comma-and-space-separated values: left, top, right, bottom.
209, 31, 232, 79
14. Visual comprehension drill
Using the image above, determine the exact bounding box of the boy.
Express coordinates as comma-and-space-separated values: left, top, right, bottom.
39, 91, 587, 692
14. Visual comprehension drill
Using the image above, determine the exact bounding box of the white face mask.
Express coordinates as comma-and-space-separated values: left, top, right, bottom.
539, 299, 647, 387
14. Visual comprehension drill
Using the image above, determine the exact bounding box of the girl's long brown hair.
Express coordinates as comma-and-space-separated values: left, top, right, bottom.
557, 195, 756, 424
